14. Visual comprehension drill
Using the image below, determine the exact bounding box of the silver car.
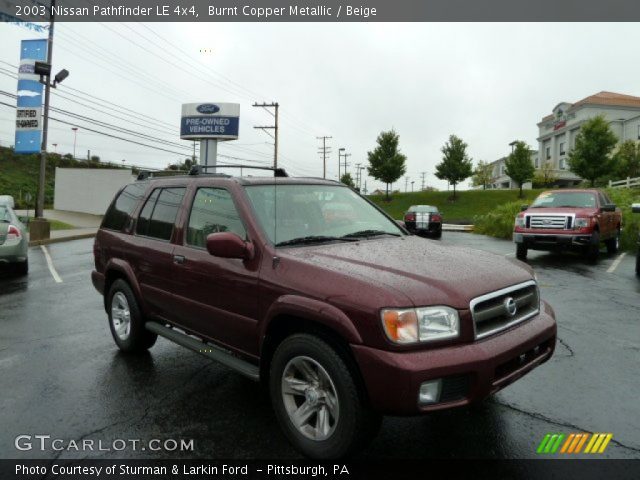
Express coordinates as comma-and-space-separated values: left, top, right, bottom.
0, 205, 28, 275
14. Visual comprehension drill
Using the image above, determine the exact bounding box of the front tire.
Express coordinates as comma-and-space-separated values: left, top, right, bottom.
605, 228, 620, 254
516, 243, 527, 260
585, 231, 600, 261
16, 259, 28, 276
269, 334, 381, 459
107, 279, 157, 352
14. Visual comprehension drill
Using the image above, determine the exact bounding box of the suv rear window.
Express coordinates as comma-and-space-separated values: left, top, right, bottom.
135, 188, 186, 241
102, 183, 147, 231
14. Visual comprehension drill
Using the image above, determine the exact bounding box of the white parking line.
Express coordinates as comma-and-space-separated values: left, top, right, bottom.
607, 253, 626, 274
40, 245, 63, 283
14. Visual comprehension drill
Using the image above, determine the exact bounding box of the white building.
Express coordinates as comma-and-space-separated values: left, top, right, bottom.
490, 91, 640, 189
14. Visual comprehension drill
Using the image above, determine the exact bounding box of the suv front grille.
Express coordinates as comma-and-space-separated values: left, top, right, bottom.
470, 280, 540, 340
527, 215, 571, 229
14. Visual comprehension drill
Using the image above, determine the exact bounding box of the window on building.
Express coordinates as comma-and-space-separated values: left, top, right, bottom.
559, 158, 566, 170
500, 165, 505, 175
545, 146, 551, 160
534, 157, 539, 168
186, 188, 247, 248
559, 142, 565, 156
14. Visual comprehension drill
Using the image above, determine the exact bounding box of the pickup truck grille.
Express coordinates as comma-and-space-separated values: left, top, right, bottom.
470, 280, 540, 340
527, 215, 571, 229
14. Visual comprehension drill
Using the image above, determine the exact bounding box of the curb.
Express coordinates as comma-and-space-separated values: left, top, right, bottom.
29, 232, 96, 247
442, 224, 474, 232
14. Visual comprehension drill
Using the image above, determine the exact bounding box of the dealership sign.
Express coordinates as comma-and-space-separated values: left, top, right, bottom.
15, 39, 47, 154
180, 103, 240, 140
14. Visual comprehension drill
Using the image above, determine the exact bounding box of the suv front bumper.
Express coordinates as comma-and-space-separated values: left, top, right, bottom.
351, 301, 556, 415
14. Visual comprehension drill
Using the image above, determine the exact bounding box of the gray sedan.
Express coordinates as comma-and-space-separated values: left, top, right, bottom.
0, 205, 28, 275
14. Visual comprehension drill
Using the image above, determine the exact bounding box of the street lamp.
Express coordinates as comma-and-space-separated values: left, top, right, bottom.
71, 127, 78, 159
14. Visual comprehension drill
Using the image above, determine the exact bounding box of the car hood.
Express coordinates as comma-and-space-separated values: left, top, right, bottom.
525, 207, 599, 216
280, 236, 534, 309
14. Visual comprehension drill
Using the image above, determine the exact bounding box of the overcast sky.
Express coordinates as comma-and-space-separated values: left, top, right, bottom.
1, 22, 640, 191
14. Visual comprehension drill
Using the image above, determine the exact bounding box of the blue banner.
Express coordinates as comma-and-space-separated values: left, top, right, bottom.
15, 38, 47, 154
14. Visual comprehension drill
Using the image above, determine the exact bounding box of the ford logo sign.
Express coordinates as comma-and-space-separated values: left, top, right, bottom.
196, 104, 220, 114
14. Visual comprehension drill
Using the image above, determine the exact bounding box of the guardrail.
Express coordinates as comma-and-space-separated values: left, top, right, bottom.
608, 176, 640, 189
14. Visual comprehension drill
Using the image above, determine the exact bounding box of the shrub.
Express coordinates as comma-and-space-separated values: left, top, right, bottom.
606, 188, 640, 251
473, 201, 522, 240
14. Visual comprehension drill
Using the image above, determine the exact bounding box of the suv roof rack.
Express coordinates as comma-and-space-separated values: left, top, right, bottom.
136, 170, 187, 181
189, 164, 289, 177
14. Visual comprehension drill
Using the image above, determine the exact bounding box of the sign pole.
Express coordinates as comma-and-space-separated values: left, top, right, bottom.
36, 0, 55, 221
200, 139, 218, 168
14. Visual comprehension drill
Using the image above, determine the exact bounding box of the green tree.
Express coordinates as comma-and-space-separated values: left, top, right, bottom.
435, 135, 473, 199
168, 158, 194, 171
568, 115, 618, 186
505, 141, 535, 198
472, 160, 493, 190
366, 130, 407, 200
340, 172, 356, 188
612, 140, 640, 180
533, 161, 558, 188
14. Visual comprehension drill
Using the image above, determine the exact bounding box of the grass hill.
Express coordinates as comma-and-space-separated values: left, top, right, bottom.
369, 189, 545, 222
0, 146, 126, 208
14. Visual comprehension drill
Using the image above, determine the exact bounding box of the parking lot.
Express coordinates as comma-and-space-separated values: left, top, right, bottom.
0, 233, 638, 460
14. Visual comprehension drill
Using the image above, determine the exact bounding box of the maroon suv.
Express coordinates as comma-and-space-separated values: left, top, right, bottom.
92, 167, 557, 459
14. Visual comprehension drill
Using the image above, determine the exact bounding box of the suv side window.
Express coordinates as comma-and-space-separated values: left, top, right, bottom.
102, 183, 147, 231
136, 188, 185, 241
186, 188, 246, 248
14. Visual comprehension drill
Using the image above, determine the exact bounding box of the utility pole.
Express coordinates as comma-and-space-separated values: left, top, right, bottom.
253, 102, 279, 168
338, 148, 345, 179
355, 163, 361, 188
35, 0, 56, 220
342, 153, 351, 176
405, 176, 409, 192
420, 172, 427, 191
317, 136, 332, 179
363, 180, 367, 195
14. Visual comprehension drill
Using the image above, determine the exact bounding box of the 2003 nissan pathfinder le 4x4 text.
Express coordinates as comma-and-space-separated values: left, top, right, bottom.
92, 166, 557, 459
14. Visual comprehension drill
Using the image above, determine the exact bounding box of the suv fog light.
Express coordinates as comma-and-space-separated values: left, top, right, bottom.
418, 379, 442, 404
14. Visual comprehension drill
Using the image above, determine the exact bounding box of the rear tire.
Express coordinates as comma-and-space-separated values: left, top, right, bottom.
269, 333, 381, 459
636, 253, 640, 278
433, 230, 442, 239
605, 229, 620, 254
107, 279, 157, 352
16, 259, 28, 276
516, 244, 527, 260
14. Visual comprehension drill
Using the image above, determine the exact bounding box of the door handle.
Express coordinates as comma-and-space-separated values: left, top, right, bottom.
173, 255, 186, 265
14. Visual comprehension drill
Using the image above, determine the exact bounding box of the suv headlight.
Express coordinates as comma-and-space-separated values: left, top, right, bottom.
515, 216, 526, 228
382, 306, 460, 344
574, 217, 589, 229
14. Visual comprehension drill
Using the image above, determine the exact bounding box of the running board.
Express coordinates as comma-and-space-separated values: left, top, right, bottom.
145, 322, 260, 381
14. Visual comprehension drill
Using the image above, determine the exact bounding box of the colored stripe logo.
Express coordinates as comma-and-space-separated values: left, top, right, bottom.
537, 433, 613, 454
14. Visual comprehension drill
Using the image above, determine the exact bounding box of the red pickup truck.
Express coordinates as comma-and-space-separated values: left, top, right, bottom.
513, 189, 622, 260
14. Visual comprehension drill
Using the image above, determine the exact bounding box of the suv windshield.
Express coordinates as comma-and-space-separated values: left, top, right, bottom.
244, 184, 404, 246
531, 191, 597, 208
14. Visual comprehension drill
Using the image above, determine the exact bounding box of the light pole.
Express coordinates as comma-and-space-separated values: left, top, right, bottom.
32, 0, 70, 241
71, 127, 78, 159
52, 143, 57, 153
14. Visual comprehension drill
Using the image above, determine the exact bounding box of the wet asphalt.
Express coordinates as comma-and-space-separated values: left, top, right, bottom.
0, 234, 638, 461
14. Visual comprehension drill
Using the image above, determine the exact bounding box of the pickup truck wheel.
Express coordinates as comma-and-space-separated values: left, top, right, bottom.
107, 279, 157, 352
270, 334, 381, 459
605, 229, 620, 254
585, 231, 600, 261
516, 244, 527, 260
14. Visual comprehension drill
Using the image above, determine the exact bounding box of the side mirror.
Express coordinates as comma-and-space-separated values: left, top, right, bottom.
206, 232, 254, 260
632, 203, 640, 214
601, 204, 616, 212
520, 205, 529, 212
396, 220, 406, 228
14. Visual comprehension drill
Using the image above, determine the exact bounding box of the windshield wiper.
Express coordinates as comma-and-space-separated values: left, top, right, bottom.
275, 235, 357, 247
341, 229, 401, 239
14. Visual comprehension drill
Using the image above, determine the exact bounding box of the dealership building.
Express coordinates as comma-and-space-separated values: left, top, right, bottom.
489, 91, 640, 189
